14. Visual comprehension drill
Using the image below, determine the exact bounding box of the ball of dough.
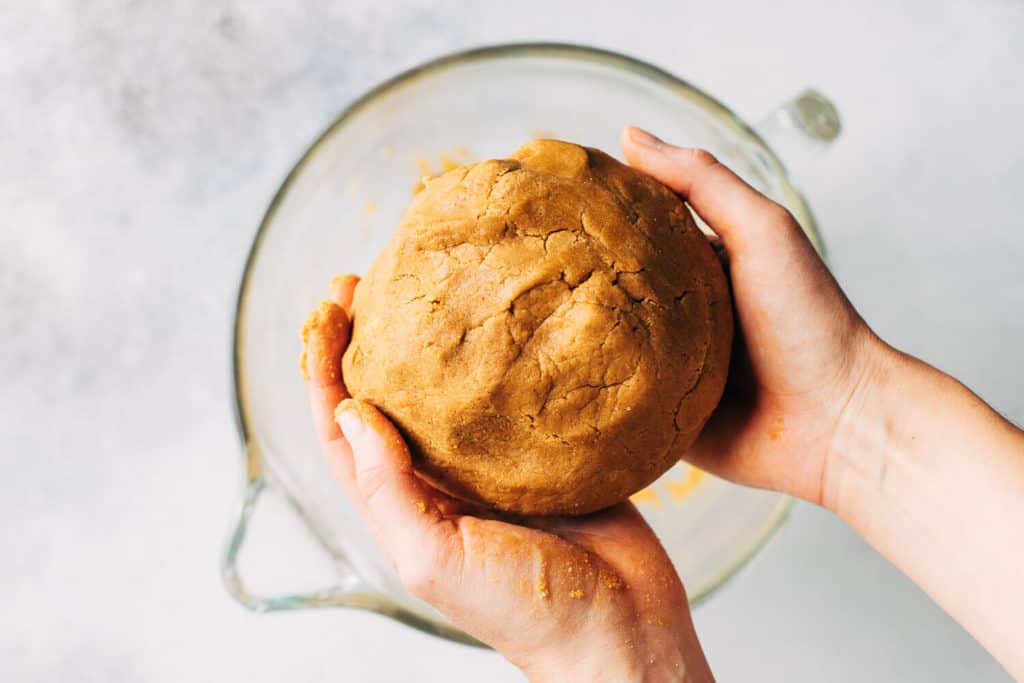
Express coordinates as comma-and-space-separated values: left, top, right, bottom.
342, 139, 732, 515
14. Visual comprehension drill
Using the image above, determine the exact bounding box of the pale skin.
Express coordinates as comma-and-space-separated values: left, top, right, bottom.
304, 126, 1024, 682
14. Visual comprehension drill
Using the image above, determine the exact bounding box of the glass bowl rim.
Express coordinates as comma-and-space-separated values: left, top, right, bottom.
228, 41, 801, 642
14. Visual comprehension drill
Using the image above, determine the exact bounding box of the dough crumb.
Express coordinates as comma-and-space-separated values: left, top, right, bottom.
629, 486, 662, 509
665, 467, 706, 503
599, 568, 625, 591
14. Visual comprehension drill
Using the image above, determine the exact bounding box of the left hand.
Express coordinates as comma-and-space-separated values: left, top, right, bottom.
302, 274, 714, 683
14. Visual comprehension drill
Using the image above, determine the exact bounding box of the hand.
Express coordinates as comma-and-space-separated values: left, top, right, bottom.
621, 126, 885, 510
622, 127, 1024, 680
302, 275, 715, 683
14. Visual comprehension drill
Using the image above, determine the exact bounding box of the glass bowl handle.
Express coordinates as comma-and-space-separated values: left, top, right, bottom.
221, 471, 369, 612
220, 463, 486, 645
754, 89, 842, 173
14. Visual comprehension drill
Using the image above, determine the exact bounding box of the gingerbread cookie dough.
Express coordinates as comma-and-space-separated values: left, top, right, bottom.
340, 139, 732, 515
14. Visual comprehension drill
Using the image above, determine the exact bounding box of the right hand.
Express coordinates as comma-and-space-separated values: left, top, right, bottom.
621, 126, 887, 510
623, 127, 1024, 681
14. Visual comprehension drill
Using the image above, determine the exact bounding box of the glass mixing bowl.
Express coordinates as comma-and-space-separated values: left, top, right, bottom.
223, 43, 840, 645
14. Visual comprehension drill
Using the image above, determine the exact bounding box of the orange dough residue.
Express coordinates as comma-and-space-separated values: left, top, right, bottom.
666, 467, 706, 503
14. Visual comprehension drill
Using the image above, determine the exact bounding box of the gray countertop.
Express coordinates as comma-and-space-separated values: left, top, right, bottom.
2, 1, 1020, 680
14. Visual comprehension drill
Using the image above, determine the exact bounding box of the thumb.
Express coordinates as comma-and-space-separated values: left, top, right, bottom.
334, 399, 463, 596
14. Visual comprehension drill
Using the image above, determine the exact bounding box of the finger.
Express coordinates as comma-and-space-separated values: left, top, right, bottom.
303, 275, 358, 445
620, 125, 805, 256
301, 297, 359, 499
318, 275, 361, 492
330, 274, 360, 313
529, 504, 696, 657
531, 505, 646, 566
533, 504, 677, 589
302, 300, 351, 442
335, 399, 462, 585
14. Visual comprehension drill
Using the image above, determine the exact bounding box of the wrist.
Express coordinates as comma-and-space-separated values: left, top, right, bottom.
819, 335, 919, 524
821, 332, 1022, 533
818, 338, 1024, 680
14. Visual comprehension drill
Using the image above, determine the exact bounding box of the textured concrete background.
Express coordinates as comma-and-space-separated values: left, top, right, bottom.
2, 1, 1021, 680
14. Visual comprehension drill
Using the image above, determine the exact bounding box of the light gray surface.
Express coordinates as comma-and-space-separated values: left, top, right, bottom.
1, 1, 1020, 681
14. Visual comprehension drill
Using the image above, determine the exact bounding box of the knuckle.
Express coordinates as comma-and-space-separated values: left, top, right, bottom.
763, 203, 799, 230
681, 147, 720, 168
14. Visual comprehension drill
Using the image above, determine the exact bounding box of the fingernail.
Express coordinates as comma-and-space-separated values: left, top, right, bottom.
628, 126, 664, 150
329, 273, 358, 291
335, 399, 366, 441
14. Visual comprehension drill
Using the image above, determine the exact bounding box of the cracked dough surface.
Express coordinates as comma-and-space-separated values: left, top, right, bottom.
342, 139, 732, 515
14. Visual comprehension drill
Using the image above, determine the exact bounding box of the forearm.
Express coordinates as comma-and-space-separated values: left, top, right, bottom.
827, 342, 1024, 678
